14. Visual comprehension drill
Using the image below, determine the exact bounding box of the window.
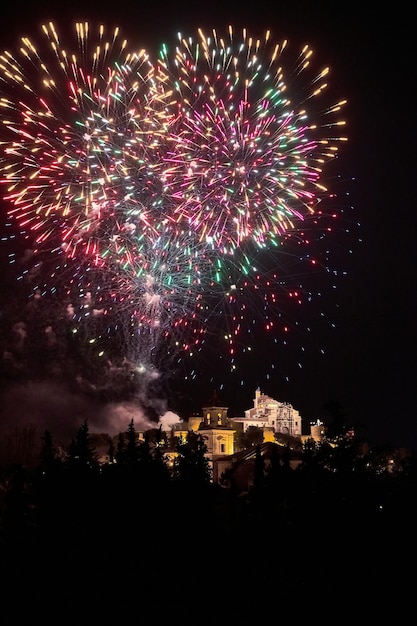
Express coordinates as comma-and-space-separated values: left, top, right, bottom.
220, 443, 225, 453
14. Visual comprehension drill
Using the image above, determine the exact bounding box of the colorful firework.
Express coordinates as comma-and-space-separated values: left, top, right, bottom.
157, 26, 347, 255
0, 22, 352, 391
0, 22, 173, 267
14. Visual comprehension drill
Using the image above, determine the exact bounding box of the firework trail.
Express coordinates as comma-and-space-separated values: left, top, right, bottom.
0, 22, 352, 392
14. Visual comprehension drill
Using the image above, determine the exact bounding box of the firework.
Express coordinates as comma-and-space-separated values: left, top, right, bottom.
153, 26, 351, 377
0, 22, 352, 391
0, 22, 173, 267
157, 26, 347, 257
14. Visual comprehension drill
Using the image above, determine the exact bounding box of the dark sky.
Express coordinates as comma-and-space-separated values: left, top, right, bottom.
0, 1, 415, 449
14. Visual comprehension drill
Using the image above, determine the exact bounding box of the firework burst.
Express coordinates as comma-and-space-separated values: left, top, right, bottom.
0, 22, 353, 393
157, 26, 347, 257
0, 22, 173, 266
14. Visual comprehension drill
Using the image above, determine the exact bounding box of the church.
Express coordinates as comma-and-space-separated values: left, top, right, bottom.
166, 387, 323, 486
230, 387, 303, 437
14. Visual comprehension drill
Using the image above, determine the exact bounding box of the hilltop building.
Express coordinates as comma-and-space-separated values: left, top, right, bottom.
229, 387, 303, 438
170, 400, 235, 459
164, 387, 324, 486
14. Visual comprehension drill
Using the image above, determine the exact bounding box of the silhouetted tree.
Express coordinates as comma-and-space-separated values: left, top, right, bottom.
265, 441, 283, 486
236, 425, 264, 451
115, 432, 125, 464
66, 420, 98, 469
124, 418, 139, 466
39, 429, 59, 472
248, 444, 265, 517
168, 427, 179, 449
173, 430, 212, 485
142, 426, 171, 486
107, 438, 115, 464
253, 445, 265, 489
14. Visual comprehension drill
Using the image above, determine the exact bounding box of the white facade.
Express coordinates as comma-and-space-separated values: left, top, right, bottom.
231, 387, 302, 437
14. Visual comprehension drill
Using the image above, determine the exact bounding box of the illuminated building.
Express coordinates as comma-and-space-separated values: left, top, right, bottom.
230, 387, 303, 437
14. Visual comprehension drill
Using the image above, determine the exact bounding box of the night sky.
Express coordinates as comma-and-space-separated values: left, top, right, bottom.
0, 1, 415, 449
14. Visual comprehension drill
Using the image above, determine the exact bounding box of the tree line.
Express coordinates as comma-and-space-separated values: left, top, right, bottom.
1, 419, 417, 607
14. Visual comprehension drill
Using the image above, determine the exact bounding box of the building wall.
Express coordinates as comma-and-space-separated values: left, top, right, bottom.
200, 428, 235, 457
231, 387, 302, 437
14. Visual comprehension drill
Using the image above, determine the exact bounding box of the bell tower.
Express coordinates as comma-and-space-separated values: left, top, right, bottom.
201, 389, 229, 426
